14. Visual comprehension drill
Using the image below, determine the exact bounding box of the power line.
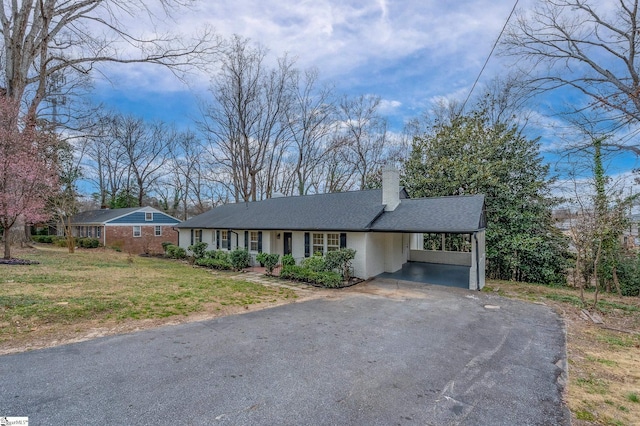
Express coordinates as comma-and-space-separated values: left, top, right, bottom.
460, 0, 520, 113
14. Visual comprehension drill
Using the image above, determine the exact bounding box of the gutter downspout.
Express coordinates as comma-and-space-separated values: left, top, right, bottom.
231, 230, 239, 250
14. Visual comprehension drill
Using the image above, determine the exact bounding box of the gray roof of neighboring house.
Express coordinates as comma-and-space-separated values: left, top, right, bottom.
175, 190, 486, 233
71, 207, 141, 224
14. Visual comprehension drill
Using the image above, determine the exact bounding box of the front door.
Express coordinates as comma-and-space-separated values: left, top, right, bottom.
283, 232, 292, 255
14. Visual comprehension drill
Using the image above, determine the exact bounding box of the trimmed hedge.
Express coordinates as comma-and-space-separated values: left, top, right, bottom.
195, 257, 232, 270
280, 265, 342, 288
32, 235, 55, 243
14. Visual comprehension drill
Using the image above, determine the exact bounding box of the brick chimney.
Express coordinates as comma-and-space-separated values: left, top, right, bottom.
382, 165, 400, 211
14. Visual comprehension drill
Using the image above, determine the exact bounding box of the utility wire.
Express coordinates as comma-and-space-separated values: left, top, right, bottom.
459, 0, 520, 113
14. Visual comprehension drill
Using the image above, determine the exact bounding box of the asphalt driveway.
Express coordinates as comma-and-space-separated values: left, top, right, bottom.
0, 279, 569, 425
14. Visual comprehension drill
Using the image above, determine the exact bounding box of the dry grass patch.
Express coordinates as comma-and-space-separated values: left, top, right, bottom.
484, 280, 640, 425
0, 245, 301, 354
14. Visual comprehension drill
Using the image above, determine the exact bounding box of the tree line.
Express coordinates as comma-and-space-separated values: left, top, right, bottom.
3, 0, 640, 298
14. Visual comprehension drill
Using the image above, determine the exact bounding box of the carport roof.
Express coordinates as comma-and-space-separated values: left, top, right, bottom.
370, 195, 486, 233
176, 190, 486, 234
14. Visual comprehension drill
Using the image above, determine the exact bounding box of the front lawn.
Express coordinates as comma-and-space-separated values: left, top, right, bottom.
0, 245, 298, 354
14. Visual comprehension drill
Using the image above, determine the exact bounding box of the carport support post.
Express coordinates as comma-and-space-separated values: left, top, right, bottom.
469, 231, 486, 290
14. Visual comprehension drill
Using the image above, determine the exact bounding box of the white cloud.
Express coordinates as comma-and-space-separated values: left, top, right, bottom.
378, 99, 402, 114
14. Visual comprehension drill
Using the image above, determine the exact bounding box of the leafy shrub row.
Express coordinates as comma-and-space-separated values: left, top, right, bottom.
280, 265, 343, 288
183, 241, 251, 271
32, 235, 101, 249
32, 235, 56, 243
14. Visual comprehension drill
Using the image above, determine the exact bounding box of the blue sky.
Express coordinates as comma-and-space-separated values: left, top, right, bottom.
89, 0, 639, 193
91, 0, 525, 128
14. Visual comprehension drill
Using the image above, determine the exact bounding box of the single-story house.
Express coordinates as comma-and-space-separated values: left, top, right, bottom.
175, 167, 487, 290
69, 206, 180, 254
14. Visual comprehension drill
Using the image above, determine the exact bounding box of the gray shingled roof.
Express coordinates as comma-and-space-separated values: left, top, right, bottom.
71, 207, 141, 224
176, 190, 486, 233
370, 195, 486, 233
176, 190, 386, 231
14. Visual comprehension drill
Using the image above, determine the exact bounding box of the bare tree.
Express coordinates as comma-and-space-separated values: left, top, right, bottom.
337, 94, 388, 190
113, 115, 173, 206
285, 68, 337, 195
502, 0, 640, 149
201, 35, 294, 202
0, 0, 219, 125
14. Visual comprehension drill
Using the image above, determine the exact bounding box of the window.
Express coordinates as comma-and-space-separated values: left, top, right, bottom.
250, 231, 259, 251
221, 230, 228, 248
155, 226, 162, 237
145, 212, 153, 221
312, 233, 324, 255
327, 233, 340, 252
133, 226, 141, 237
195, 229, 202, 243
96, 227, 101, 238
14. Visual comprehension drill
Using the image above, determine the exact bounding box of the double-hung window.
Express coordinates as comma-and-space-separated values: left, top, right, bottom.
312, 233, 324, 255
327, 233, 340, 252
155, 226, 162, 237
133, 226, 141, 237
221, 230, 228, 248
250, 231, 259, 252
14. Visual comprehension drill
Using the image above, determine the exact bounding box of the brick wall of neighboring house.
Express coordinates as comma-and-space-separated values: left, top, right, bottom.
105, 225, 178, 254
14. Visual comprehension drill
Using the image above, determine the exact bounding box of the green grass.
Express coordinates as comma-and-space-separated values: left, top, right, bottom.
0, 247, 297, 344
596, 332, 640, 349
627, 392, 639, 403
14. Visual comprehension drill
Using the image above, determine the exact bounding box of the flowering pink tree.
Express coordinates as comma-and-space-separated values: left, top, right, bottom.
0, 98, 59, 259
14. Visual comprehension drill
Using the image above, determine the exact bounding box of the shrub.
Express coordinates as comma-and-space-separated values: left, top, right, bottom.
188, 242, 209, 260
281, 253, 295, 267
55, 238, 69, 247
279, 265, 342, 288
230, 249, 251, 270
205, 250, 230, 262
166, 244, 187, 259
32, 235, 54, 243
302, 255, 326, 272
263, 253, 280, 275
617, 255, 640, 297
195, 257, 232, 270
78, 238, 100, 248
161, 241, 174, 253
325, 248, 356, 280
317, 271, 342, 288
256, 251, 268, 266
173, 246, 187, 259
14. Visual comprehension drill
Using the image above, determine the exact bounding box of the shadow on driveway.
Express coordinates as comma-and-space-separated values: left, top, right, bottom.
0, 279, 569, 425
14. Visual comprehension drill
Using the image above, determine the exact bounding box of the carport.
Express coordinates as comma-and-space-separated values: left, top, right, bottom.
370, 193, 487, 290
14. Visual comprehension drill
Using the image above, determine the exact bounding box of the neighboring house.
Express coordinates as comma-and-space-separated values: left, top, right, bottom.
69, 207, 180, 254
175, 167, 487, 290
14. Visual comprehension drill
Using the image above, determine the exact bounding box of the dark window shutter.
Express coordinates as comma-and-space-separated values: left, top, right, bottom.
304, 232, 310, 257
190, 229, 194, 245
258, 231, 262, 253
227, 229, 232, 250
244, 231, 249, 250
216, 230, 220, 249
340, 233, 347, 248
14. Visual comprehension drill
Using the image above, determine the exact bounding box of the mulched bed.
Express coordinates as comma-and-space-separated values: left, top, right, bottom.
0, 258, 40, 265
